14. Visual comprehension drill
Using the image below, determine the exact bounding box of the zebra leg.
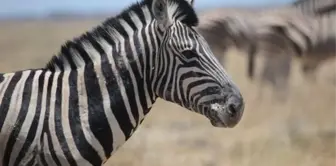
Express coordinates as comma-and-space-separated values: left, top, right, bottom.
273, 55, 292, 101
260, 56, 277, 87
301, 56, 319, 82
247, 43, 257, 80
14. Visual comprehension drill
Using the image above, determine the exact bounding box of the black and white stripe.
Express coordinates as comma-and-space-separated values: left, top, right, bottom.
246, 2, 336, 84
197, 4, 335, 96
293, 0, 336, 15
245, 1, 336, 84
0, 0, 244, 165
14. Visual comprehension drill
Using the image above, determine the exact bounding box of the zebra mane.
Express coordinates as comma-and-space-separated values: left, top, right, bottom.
45, 0, 198, 71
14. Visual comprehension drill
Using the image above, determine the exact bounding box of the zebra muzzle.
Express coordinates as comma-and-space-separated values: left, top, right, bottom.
209, 95, 245, 128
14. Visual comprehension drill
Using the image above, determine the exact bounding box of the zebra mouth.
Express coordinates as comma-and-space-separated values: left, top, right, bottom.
207, 103, 241, 128
210, 119, 228, 128
199, 103, 239, 128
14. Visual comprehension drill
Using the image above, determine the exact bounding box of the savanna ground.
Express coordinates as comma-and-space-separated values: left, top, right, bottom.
0, 18, 335, 166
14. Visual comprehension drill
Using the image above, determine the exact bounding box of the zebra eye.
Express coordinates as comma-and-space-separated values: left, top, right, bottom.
182, 50, 198, 59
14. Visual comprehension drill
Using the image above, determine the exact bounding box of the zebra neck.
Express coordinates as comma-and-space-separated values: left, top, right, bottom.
42, 4, 163, 133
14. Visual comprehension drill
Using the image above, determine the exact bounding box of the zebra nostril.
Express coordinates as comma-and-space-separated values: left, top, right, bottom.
227, 95, 244, 118
227, 104, 237, 117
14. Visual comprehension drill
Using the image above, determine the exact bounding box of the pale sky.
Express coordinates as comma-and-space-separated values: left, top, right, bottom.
0, 0, 295, 17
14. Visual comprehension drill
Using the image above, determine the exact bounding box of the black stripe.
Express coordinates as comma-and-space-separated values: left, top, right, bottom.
123, 14, 137, 31
39, 147, 48, 166
68, 70, 102, 165
193, 86, 225, 106
0, 74, 4, 83
316, 4, 336, 15
54, 72, 77, 165
136, 8, 146, 25
0, 71, 23, 132
99, 39, 134, 141
27, 147, 39, 166
172, 61, 179, 103
114, 42, 139, 125
132, 27, 144, 72
186, 78, 216, 102
247, 44, 257, 79
147, 25, 157, 104
132, 28, 151, 114
175, 65, 187, 107
60, 46, 78, 70
25, 155, 36, 166
288, 22, 312, 51
142, 27, 155, 103
156, 52, 170, 100
4, 71, 35, 166
82, 35, 114, 158
14, 71, 45, 166
128, 32, 148, 115
41, 72, 61, 166
95, 27, 116, 47
271, 25, 304, 56
71, 40, 93, 65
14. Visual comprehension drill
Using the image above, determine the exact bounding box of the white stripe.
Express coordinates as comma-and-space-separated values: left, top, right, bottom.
127, 11, 144, 78
0, 70, 31, 163
61, 71, 90, 165
130, 10, 154, 105
70, 48, 86, 69
76, 67, 106, 161
19, 71, 52, 165
0, 73, 14, 104
9, 70, 42, 166
119, 19, 145, 125
81, 43, 123, 158
42, 133, 58, 165
99, 36, 136, 127
48, 72, 70, 166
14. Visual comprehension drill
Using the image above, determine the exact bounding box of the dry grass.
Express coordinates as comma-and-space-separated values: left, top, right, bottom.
0, 19, 335, 166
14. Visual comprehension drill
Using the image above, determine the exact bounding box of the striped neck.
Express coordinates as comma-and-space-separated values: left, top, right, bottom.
44, 4, 165, 95
42, 3, 165, 139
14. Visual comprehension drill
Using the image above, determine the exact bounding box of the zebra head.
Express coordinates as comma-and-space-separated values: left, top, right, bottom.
151, 0, 245, 128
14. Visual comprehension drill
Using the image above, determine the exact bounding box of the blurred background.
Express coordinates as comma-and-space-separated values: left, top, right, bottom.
0, 0, 335, 166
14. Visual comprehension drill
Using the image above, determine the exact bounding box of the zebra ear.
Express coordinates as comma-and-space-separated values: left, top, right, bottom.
151, 0, 172, 28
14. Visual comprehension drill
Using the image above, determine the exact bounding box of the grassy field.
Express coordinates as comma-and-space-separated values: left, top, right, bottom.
0, 19, 335, 166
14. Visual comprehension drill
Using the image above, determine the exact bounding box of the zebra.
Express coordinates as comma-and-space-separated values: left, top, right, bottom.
197, 7, 264, 65
229, 8, 335, 93
299, 14, 336, 80
0, 0, 245, 165
198, 0, 335, 89
196, 7, 308, 97
248, 0, 336, 87
292, 0, 336, 80
197, 5, 335, 97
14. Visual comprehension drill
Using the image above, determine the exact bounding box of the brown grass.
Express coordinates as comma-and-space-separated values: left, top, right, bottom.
0, 19, 335, 166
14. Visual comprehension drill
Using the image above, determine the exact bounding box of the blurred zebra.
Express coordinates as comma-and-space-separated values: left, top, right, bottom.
198, 0, 335, 65
197, 8, 313, 93
197, 7, 263, 65
248, 0, 336, 83
197, 4, 335, 97
245, 8, 336, 87
292, 0, 336, 80
222, 8, 318, 99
